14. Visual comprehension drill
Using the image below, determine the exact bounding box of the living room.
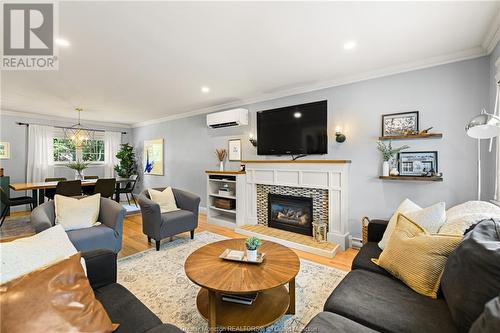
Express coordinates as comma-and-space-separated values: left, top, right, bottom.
1, 1, 500, 332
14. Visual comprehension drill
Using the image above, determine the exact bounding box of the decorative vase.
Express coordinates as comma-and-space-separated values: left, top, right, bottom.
382, 161, 390, 177
219, 161, 224, 171
75, 171, 84, 180
246, 249, 257, 261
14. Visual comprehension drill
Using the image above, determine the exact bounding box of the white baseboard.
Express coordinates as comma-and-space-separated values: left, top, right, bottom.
351, 237, 363, 249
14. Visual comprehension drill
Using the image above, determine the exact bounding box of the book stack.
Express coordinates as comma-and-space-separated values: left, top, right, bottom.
221, 293, 258, 305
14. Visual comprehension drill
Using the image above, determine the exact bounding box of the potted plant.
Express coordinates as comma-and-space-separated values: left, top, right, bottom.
216, 149, 227, 171
377, 141, 410, 176
67, 160, 89, 180
245, 237, 262, 261
114, 143, 137, 178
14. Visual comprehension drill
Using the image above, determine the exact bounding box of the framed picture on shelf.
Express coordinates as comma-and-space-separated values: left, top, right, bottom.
228, 139, 242, 161
382, 111, 419, 137
0, 142, 10, 159
398, 151, 438, 176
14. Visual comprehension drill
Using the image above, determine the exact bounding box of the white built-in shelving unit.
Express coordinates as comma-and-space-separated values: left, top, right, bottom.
206, 171, 246, 229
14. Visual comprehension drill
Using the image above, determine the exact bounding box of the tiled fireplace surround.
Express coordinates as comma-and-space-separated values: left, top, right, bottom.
256, 184, 329, 229
240, 161, 351, 251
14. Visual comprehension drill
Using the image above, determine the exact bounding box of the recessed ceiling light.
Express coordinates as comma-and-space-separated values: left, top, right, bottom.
294, 112, 302, 118
201, 86, 210, 93
55, 38, 70, 47
343, 41, 357, 50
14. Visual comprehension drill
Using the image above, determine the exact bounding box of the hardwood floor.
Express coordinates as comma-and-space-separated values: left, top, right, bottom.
123, 213, 358, 271
3, 210, 358, 271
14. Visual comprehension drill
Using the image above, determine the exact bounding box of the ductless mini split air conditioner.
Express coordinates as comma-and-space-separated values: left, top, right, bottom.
206, 108, 248, 128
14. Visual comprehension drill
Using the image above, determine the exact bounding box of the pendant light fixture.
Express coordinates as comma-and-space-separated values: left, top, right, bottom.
64, 107, 95, 148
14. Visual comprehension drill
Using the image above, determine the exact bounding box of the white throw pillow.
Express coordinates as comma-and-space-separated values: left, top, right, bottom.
378, 199, 421, 250
54, 194, 101, 231
148, 187, 179, 213
439, 201, 500, 235
445, 201, 500, 221
0, 225, 86, 284
405, 202, 446, 233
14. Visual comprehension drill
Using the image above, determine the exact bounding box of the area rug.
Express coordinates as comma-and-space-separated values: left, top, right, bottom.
117, 231, 347, 332
0, 216, 35, 240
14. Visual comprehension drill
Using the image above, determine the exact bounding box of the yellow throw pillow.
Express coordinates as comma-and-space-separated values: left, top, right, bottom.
54, 194, 101, 231
373, 213, 462, 298
148, 187, 179, 213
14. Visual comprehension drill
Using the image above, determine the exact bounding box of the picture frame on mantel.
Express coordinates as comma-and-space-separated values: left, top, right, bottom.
382, 111, 419, 137
228, 139, 242, 161
0, 142, 10, 159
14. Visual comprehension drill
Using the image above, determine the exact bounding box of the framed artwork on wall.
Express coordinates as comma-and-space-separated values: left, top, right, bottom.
144, 139, 164, 175
0, 142, 10, 159
228, 139, 242, 161
398, 151, 438, 176
382, 111, 419, 137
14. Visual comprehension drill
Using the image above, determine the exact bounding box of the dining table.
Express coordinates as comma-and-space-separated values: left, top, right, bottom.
9, 178, 133, 208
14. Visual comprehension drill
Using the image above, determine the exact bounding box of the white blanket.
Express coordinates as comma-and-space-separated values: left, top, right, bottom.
0, 225, 86, 284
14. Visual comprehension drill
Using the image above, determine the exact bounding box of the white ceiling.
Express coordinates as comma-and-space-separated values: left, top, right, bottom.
2, 1, 499, 126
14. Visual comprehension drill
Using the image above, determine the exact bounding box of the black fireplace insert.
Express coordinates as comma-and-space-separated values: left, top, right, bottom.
268, 193, 313, 236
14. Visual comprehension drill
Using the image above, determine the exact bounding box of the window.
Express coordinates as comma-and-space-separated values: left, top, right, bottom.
53, 129, 105, 164
53, 137, 76, 162
82, 139, 104, 162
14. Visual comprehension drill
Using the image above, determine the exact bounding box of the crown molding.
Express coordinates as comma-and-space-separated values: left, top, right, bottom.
132, 46, 486, 128
484, 9, 500, 54
0, 109, 132, 129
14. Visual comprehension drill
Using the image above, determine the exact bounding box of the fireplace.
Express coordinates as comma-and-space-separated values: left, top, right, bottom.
268, 193, 313, 236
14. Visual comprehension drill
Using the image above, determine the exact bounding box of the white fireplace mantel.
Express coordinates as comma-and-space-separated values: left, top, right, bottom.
242, 160, 351, 250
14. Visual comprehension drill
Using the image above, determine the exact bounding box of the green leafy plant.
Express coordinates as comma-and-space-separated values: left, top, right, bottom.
66, 160, 89, 179
66, 160, 89, 172
114, 143, 137, 178
377, 141, 410, 161
245, 237, 262, 251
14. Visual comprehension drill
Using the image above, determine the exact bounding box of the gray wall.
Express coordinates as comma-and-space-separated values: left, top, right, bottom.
133, 56, 491, 238
0, 113, 131, 207
484, 41, 500, 200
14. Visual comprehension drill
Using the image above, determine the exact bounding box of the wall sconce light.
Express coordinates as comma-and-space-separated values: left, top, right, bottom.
335, 126, 346, 143
249, 133, 258, 147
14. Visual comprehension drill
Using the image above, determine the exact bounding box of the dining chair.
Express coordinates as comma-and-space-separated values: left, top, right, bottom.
0, 187, 36, 227
44, 177, 67, 200
82, 175, 99, 195
55, 180, 82, 197
93, 178, 116, 199
115, 175, 138, 207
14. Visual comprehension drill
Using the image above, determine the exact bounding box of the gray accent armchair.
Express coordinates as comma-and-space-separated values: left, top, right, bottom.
138, 188, 200, 251
31, 197, 126, 253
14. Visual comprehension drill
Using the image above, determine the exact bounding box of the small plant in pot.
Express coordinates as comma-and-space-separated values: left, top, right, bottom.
245, 237, 262, 261
377, 141, 409, 177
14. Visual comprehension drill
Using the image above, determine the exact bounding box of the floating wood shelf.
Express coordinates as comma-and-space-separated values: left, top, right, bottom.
378, 133, 443, 140
240, 159, 351, 164
379, 176, 443, 182
205, 170, 246, 175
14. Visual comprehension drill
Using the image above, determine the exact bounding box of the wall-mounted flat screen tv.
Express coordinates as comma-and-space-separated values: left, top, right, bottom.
257, 100, 328, 155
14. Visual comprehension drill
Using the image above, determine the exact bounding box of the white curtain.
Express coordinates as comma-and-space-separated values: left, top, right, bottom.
104, 131, 122, 178
26, 125, 54, 182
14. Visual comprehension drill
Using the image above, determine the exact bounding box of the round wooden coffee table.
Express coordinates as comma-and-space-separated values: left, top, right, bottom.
184, 239, 300, 331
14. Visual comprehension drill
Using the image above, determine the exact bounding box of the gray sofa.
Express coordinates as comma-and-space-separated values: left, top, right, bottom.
83, 250, 184, 333
302, 218, 500, 333
31, 198, 126, 253
138, 188, 200, 251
